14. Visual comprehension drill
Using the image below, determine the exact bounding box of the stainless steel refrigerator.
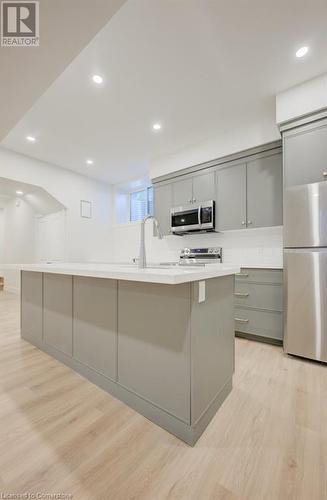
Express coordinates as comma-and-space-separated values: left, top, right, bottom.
284, 180, 327, 362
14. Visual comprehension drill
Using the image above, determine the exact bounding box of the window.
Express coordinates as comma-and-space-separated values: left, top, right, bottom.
130, 187, 154, 222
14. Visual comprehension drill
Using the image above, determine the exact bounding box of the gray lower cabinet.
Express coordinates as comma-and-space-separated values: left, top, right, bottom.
234, 268, 283, 344
283, 117, 327, 187
73, 276, 117, 380
191, 275, 234, 424
43, 273, 73, 355
21, 272, 234, 445
117, 281, 191, 423
153, 182, 173, 235
216, 162, 247, 230
21, 271, 43, 344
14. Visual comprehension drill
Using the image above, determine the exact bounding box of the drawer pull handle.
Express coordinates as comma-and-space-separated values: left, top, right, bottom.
235, 318, 249, 323
235, 273, 249, 277
234, 292, 249, 297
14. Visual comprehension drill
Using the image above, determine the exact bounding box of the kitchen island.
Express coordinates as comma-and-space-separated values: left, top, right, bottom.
20, 262, 239, 445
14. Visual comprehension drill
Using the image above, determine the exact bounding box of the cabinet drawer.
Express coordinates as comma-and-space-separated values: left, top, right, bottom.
234, 308, 283, 340
235, 268, 283, 284
234, 282, 282, 311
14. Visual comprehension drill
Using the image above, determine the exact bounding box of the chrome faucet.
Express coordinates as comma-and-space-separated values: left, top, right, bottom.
138, 215, 163, 268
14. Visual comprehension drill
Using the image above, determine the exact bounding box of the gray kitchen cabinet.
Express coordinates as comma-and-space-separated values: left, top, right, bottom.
192, 171, 215, 203
172, 177, 193, 206
283, 118, 327, 187
73, 276, 117, 380
216, 153, 282, 231
247, 153, 283, 228
216, 163, 247, 230
152, 141, 282, 232
234, 268, 283, 345
43, 273, 73, 356
153, 182, 173, 235
172, 171, 215, 206
118, 280, 191, 423
21, 271, 43, 344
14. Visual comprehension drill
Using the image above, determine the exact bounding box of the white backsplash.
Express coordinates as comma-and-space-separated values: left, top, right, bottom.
112, 224, 283, 268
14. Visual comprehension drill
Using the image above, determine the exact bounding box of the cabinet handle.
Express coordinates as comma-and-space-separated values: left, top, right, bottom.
234, 292, 249, 297
235, 318, 249, 323
241, 221, 246, 226
189, 199, 192, 204
247, 220, 253, 225
235, 272, 249, 277
193, 198, 196, 203
323, 171, 327, 178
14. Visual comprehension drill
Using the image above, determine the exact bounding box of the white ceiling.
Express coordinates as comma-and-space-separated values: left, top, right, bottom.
0, 0, 126, 140
0, 177, 65, 215
2, 0, 327, 184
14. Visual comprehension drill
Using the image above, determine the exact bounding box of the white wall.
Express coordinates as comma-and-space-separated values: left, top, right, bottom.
0, 147, 113, 292
0, 208, 4, 275
111, 223, 283, 268
36, 210, 67, 262
3, 197, 36, 264
1, 197, 37, 292
276, 72, 327, 124
0, 147, 113, 262
150, 106, 280, 179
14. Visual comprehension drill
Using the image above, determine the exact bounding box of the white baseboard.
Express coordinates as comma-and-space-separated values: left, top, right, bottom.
4, 286, 20, 295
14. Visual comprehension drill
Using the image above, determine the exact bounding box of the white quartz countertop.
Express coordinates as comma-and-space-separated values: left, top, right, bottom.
19, 262, 240, 285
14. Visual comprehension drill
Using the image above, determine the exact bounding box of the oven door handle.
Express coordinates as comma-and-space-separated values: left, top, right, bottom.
198, 204, 202, 227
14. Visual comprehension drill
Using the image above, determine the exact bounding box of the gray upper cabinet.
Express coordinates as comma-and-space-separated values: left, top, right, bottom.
153, 142, 282, 233
247, 153, 283, 228
172, 177, 193, 206
192, 171, 215, 203
153, 183, 173, 235
284, 119, 327, 187
172, 171, 215, 206
216, 163, 247, 230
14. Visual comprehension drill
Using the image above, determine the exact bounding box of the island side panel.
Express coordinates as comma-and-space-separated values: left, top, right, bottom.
191, 275, 234, 426
21, 271, 43, 344
43, 273, 73, 356
73, 276, 118, 380
118, 280, 191, 424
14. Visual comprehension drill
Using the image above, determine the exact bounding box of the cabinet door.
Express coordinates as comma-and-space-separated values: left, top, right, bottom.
153, 183, 173, 235
192, 171, 215, 203
247, 153, 283, 228
172, 178, 193, 206
284, 119, 327, 187
118, 281, 191, 423
216, 163, 246, 230
73, 276, 117, 380
21, 271, 43, 344
44, 273, 73, 356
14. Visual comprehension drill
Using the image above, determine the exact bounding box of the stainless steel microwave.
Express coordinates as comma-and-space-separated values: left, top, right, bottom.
170, 200, 216, 234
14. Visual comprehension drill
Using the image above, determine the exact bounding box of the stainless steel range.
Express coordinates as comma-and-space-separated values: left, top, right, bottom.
180, 247, 222, 264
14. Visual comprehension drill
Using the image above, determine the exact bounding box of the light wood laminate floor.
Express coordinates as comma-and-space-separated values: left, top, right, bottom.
0, 290, 326, 500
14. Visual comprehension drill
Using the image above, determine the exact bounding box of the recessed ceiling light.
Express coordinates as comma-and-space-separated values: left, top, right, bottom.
86, 159, 94, 165
152, 123, 162, 131
296, 46, 309, 58
26, 135, 36, 142
16, 190, 23, 195
92, 74, 103, 84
